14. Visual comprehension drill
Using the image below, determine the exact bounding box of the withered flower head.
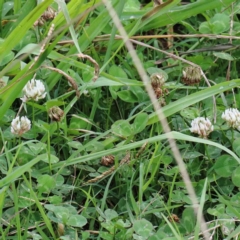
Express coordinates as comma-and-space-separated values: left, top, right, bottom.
182, 66, 202, 85
150, 73, 168, 100
0, 79, 6, 89
42, 7, 56, 20
34, 7, 56, 26
168, 214, 180, 223
48, 106, 64, 122
101, 155, 115, 166
150, 73, 166, 88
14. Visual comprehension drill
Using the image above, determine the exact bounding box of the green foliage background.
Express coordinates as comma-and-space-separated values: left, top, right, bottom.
0, 0, 240, 239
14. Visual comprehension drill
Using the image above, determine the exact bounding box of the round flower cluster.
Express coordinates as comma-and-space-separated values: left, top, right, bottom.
221, 108, 240, 130
10, 77, 64, 137
182, 66, 202, 85
189, 117, 214, 138
11, 116, 31, 136
21, 79, 47, 102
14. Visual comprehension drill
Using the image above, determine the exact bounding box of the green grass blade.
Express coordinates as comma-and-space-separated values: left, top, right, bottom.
148, 79, 240, 125
39, 131, 240, 172
13, 0, 21, 14
194, 178, 208, 240
226, 225, 240, 240
55, 0, 81, 53
10, 0, 35, 34
23, 174, 56, 238
47, 2, 112, 90
141, 0, 180, 26
143, 0, 236, 30
143, 143, 163, 191
0, 186, 7, 221
11, 183, 21, 239
0, 0, 4, 37
161, 213, 182, 240
0, 29, 64, 117
0, 154, 44, 187
0, 0, 53, 62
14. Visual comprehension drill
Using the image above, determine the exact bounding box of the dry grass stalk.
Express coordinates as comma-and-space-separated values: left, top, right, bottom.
86, 152, 130, 184
43, 65, 80, 98
136, 142, 148, 158
101, 155, 115, 166
75, 53, 99, 82
30, 24, 55, 69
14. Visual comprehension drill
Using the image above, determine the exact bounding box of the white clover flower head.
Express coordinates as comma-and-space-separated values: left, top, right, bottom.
11, 116, 31, 136
83, 90, 89, 96
222, 108, 240, 130
21, 79, 46, 102
189, 117, 213, 138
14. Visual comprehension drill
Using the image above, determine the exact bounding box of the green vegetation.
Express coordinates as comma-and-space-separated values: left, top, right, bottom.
0, 0, 240, 239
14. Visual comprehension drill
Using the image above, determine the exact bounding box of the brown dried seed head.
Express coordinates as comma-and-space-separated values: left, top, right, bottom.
48, 106, 64, 122
34, 7, 56, 26
0, 79, 6, 89
57, 223, 65, 236
34, 18, 45, 27
101, 155, 115, 166
150, 73, 166, 88
168, 214, 180, 223
182, 66, 202, 85
42, 7, 56, 20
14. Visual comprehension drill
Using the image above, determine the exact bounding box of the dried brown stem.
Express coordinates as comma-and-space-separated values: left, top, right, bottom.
136, 142, 148, 158
73, 53, 99, 82
42, 65, 80, 98
86, 152, 130, 184
30, 24, 55, 70
93, 33, 240, 41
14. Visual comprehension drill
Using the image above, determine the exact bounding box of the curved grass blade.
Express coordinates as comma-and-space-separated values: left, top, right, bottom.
148, 79, 240, 125
143, 0, 235, 31
39, 131, 240, 173
0, 0, 54, 63
0, 154, 45, 188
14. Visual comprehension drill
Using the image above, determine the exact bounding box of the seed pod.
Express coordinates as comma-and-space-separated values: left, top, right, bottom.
182, 66, 202, 85
0, 79, 6, 88
150, 73, 168, 100
48, 106, 64, 122
101, 155, 115, 166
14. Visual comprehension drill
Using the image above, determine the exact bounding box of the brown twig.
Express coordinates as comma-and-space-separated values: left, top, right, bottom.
72, 53, 99, 82
29, 24, 55, 70
86, 152, 130, 184
92, 33, 240, 41
136, 142, 148, 158
42, 65, 80, 98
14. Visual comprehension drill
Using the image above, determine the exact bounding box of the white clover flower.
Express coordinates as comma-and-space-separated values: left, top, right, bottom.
189, 117, 213, 138
83, 90, 89, 96
21, 79, 46, 102
11, 116, 31, 136
222, 108, 240, 130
